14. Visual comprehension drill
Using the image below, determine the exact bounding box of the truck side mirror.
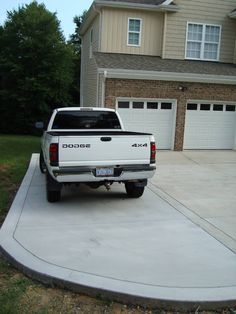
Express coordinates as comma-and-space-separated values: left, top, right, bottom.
35, 121, 44, 129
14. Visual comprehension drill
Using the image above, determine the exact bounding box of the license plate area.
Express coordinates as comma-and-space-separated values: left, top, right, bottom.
95, 167, 114, 177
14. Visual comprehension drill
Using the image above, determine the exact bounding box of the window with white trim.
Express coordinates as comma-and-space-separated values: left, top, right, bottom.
117, 99, 175, 110
186, 23, 221, 61
128, 18, 141, 46
186, 102, 236, 113
118, 101, 130, 108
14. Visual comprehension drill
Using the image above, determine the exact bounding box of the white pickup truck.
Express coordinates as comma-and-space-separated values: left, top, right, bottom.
37, 107, 156, 202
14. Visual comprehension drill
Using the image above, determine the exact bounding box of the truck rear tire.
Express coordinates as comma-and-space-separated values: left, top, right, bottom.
39, 150, 46, 174
125, 182, 144, 198
46, 170, 62, 202
47, 190, 61, 203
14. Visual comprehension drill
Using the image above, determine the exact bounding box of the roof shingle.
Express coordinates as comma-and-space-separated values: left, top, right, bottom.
94, 52, 236, 77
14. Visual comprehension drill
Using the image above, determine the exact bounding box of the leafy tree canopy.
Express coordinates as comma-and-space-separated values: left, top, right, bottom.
67, 11, 87, 105
0, 1, 74, 134
69, 11, 87, 55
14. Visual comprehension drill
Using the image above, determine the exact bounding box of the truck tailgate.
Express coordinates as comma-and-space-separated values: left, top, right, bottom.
58, 134, 151, 167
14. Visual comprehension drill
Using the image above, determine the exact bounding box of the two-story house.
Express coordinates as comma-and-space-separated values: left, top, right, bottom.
79, 0, 236, 150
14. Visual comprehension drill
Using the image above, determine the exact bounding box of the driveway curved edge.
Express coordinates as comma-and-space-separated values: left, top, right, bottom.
0, 154, 236, 311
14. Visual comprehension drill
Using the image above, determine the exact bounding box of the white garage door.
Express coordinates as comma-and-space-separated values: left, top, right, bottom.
117, 99, 176, 149
184, 102, 236, 149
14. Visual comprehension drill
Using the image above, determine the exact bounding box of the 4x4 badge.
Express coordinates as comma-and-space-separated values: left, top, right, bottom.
132, 143, 148, 148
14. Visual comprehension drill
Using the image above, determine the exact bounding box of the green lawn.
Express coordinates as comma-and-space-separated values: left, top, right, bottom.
0, 135, 40, 224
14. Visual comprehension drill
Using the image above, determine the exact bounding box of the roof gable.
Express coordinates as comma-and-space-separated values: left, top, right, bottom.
100, 0, 167, 5
80, 0, 178, 35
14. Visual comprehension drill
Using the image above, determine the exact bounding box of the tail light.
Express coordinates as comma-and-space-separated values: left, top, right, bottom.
150, 142, 156, 164
49, 143, 58, 166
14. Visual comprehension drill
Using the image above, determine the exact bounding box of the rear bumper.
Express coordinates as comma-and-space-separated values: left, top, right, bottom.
52, 164, 156, 183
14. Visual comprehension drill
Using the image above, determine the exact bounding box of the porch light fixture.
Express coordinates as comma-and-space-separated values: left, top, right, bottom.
178, 85, 188, 92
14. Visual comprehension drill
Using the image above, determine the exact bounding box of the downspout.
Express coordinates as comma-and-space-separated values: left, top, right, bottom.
234, 110, 236, 150
80, 37, 84, 107
93, 4, 103, 52
94, 4, 103, 105
162, 12, 167, 59
234, 39, 236, 64
101, 70, 107, 107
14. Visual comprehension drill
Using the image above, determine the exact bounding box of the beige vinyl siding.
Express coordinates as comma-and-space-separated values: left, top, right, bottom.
101, 8, 163, 56
93, 13, 100, 52
164, 0, 236, 63
81, 15, 100, 107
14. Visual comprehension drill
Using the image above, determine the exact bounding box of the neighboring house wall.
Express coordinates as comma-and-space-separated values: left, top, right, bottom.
164, 0, 236, 62
100, 8, 164, 56
81, 15, 100, 107
104, 79, 236, 150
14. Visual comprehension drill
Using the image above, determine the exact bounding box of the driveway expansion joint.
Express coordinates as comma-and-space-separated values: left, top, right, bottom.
149, 182, 236, 254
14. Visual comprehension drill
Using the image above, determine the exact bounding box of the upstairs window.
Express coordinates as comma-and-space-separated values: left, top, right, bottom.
186, 23, 221, 61
128, 18, 141, 46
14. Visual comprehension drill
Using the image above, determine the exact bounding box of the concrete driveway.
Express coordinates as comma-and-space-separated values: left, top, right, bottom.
0, 151, 236, 309
152, 151, 236, 253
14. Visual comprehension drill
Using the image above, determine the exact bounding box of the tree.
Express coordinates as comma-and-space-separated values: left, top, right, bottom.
0, 1, 74, 134
69, 12, 87, 55
68, 11, 87, 105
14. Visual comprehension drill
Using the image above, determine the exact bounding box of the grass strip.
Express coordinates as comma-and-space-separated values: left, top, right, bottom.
0, 135, 40, 224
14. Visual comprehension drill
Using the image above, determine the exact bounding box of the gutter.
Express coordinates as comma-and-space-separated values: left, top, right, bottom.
98, 68, 236, 85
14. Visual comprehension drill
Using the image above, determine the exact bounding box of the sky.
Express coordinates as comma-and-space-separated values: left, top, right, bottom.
0, 0, 94, 39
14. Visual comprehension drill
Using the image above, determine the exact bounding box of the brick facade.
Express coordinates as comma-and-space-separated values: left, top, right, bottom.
104, 78, 236, 150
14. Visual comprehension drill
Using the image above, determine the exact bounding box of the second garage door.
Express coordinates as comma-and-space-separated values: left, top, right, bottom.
184, 102, 236, 149
117, 99, 176, 149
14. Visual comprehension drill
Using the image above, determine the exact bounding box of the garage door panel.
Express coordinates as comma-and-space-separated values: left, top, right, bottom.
184, 103, 236, 149
118, 100, 175, 150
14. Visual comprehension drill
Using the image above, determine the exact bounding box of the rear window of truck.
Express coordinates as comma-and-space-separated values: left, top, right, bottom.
52, 111, 121, 130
